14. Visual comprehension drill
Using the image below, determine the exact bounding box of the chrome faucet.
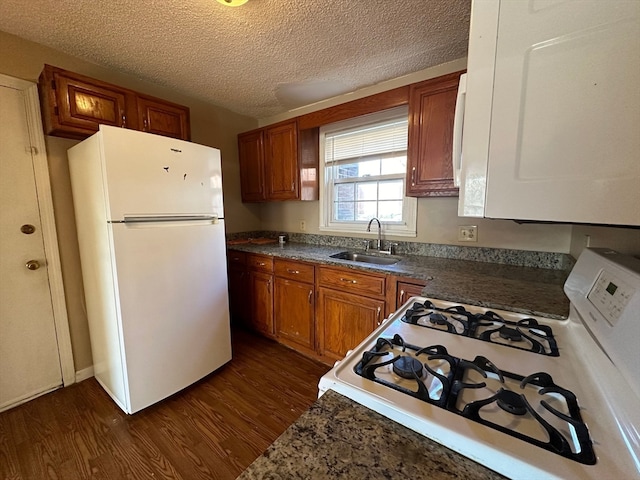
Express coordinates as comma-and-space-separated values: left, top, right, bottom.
366, 217, 382, 250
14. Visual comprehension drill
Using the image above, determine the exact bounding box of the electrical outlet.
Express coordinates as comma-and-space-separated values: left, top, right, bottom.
299, 220, 306, 231
458, 225, 478, 242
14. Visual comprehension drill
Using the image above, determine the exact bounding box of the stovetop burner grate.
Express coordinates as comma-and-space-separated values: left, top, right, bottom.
354, 334, 595, 465
402, 300, 560, 356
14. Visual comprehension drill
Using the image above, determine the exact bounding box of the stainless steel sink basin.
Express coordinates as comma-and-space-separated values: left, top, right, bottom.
330, 251, 400, 265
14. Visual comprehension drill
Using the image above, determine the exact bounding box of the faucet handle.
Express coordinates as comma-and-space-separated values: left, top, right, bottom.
387, 242, 399, 255
362, 239, 371, 251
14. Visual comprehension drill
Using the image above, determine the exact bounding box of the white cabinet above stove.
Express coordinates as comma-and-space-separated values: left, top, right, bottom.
456, 0, 640, 226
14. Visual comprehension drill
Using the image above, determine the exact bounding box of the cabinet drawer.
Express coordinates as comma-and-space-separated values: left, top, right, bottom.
247, 254, 274, 273
274, 259, 314, 283
318, 266, 386, 298
227, 250, 246, 270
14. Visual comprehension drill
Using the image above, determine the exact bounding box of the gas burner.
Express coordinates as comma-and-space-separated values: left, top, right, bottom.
429, 313, 448, 325
402, 300, 559, 356
393, 356, 424, 379
402, 301, 471, 335
498, 325, 523, 342
496, 389, 527, 415
449, 357, 596, 465
355, 335, 455, 407
472, 311, 560, 356
355, 342, 596, 465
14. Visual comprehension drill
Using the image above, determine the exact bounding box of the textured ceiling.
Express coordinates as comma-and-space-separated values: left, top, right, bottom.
0, 0, 471, 120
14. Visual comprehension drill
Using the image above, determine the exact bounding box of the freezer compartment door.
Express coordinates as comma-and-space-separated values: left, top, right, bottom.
98, 126, 223, 220
111, 220, 231, 413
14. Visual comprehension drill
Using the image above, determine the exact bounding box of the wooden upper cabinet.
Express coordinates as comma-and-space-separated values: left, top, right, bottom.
406, 71, 464, 197
237, 119, 318, 203
38, 64, 190, 141
137, 96, 190, 141
39, 65, 133, 139
264, 120, 299, 200
238, 130, 267, 202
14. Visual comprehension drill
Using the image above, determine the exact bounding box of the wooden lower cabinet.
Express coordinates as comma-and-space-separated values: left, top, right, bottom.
316, 287, 385, 363
227, 268, 248, 324
396, 279, 428, 309
274, 278, 315, 350
248, 270, 274, 337
228, 251, 434, 366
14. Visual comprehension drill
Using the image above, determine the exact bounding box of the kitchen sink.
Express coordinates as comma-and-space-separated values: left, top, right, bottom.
329, 251, 400, 265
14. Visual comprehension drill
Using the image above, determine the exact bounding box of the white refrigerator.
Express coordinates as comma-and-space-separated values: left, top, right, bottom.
68, 125, 232, 414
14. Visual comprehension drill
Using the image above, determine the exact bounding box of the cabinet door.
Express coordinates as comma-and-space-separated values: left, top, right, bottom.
396, 281, 427, 309
406, 72, 462, 197
137, 96, 190, 141
481, 1, 640, 225
238, 130, 267, 202
274, 278, 314, 350
249, 271, 274, 336
317, 288, 384, 362
227, 268, 248, 325
42, 66, 131, 139
264, 121, 299, 200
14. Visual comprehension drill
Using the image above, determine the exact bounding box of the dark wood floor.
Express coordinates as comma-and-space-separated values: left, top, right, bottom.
0, 328, 329, 480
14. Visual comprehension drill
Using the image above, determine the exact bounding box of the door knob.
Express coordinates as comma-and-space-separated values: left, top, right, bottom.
26, 260, 40, 270
21, 224, 36, 234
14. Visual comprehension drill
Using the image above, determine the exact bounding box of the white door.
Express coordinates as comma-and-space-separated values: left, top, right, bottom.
0, 76, 73, 411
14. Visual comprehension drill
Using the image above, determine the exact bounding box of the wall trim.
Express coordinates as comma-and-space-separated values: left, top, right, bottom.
75, 366, 95, 383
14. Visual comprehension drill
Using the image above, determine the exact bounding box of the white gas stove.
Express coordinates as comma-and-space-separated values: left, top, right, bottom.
318, 248, 640, 479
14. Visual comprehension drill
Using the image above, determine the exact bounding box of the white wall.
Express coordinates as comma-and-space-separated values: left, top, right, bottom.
259, 197, 573, 253
570, 225, 640, 259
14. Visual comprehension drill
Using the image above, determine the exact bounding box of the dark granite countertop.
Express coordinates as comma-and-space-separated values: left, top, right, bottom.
228, 242, 570, 319
237, 390, 507, 480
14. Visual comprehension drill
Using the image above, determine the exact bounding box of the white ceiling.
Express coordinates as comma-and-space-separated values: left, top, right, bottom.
0, 0, 471, 120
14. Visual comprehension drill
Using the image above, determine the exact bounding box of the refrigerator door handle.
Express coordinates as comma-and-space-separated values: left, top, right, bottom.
112, 215, 221, 224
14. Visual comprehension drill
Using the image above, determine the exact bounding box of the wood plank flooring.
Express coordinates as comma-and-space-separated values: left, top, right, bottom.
0, 328, 329, 480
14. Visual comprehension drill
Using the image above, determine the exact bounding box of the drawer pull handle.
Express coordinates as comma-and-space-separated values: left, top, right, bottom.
287, 269, 300, 274
257, 262, 266, 266
308, 290, 313, 304
376, 306, 381, 325
340, 277, 357, 284
411, 166, 416, 186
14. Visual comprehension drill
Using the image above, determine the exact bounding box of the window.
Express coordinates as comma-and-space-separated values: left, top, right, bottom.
319, 106, 417, 236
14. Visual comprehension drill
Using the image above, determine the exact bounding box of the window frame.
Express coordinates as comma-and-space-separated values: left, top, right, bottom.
318, 106, 417, 237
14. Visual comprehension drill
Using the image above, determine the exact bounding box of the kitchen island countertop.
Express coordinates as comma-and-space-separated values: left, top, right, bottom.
228, 242, 570, 319
237, 389, 507, 480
